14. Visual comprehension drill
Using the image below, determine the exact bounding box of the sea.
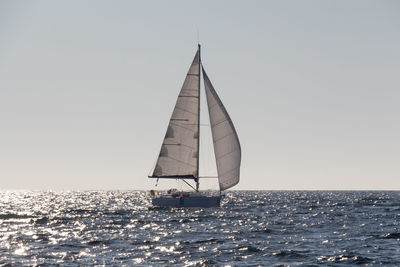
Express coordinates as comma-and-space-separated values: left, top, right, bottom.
0, 191, 399, 266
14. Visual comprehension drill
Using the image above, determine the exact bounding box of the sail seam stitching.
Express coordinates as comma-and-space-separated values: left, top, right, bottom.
163, 142, 195, 150
165, 156, 196, 168
217, 148, 238, 160
178, 95, 198, 98
214, 132, 234, 143
212, 118, 230, 128
170, 122, 196, 132
173, 106, 197, 116
219, 166, 240, 177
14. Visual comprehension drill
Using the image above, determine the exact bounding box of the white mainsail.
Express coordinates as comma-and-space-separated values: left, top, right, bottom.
151, 50, 200, 179
202, 67, 241, 190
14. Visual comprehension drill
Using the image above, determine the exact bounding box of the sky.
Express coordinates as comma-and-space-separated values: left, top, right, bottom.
0, 1, 399, 190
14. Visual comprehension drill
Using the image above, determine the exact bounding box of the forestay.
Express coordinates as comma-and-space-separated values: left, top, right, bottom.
202, 67, 241, 190
151, 51, 200, 179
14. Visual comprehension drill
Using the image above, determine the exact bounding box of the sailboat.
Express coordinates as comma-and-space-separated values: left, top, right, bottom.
149, 44, 241, 207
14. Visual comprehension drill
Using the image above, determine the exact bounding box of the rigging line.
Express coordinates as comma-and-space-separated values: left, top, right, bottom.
182, 179, 197, 191
149, 175, 196, 179
148, 145, 160, 177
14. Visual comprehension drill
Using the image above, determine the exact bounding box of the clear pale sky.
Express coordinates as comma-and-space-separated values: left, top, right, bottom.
1, 1, 399, 190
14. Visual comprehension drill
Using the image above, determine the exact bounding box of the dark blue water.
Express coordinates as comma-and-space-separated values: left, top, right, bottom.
1, 191, 399, 266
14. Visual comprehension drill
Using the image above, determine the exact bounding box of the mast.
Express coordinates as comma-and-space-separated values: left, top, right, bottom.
196, 44, 201, 191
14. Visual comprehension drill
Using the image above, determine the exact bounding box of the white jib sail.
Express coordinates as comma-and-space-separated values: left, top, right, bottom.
202, 67, 241, 190
151, 50, 200, 179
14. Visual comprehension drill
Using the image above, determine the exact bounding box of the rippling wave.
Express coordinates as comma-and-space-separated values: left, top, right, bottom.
0, 191, 399, 266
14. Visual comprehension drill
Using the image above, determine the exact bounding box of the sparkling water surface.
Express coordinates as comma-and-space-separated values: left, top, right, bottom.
1, 191, 399, 266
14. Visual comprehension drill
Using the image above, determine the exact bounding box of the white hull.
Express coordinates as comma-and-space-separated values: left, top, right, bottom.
152, 194, 221, 207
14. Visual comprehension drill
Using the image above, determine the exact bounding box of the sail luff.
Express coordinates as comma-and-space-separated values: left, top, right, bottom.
202, 66, 241, 191
151, 50, 200, 179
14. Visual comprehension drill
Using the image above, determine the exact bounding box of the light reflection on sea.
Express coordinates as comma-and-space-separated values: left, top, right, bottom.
0, 191, 399, 266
